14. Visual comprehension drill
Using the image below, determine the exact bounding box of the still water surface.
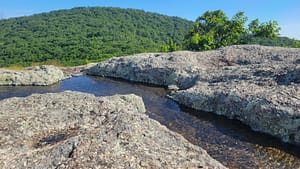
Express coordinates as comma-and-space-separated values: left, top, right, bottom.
0, 76, 299, 169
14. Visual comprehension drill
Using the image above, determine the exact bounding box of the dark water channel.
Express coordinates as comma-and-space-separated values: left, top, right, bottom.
0, 76, 299, 169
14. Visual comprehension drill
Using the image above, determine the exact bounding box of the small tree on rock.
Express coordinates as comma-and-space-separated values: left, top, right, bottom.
184, 10, 281, 51
184, 10, 248, 50
248, 19, 280, 38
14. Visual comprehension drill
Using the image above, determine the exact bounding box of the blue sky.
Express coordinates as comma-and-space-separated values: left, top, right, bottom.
1, 0, 299, 39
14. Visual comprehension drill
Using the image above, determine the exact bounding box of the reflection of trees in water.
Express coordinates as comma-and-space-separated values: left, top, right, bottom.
0, 83, 61, 100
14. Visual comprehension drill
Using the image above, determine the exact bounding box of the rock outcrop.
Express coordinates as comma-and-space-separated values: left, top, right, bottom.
0, 91, 226, 169
60, 63, 97, 78
0, 65, 65, 86
86, 45, 300, 145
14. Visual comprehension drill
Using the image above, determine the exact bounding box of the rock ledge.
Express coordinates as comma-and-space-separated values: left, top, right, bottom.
86, 45, 300, 145
0, 65, 65, 86
0, 91, 225, 169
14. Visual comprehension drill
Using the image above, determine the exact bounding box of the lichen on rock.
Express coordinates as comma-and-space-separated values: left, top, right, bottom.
86, 45, 300, 146
0, 91, 226, 169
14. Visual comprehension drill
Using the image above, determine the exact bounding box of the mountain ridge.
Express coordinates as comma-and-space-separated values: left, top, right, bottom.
0, 7, 193, 67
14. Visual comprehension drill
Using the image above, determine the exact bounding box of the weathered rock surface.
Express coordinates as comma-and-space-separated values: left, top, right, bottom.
0, 91, 226, 169
60, 63, 97, 78
0, 65, 65, 86
86, 45, 300, 145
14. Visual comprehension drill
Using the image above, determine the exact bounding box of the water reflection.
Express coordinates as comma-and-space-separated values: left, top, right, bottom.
0, 76, 299, 168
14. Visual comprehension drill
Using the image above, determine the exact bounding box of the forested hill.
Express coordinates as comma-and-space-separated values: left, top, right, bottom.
0, 7, 193, 67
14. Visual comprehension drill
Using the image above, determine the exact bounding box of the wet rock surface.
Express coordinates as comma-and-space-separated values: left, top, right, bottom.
86, 45, 300, 145
0, 91, 226, 169
0, 65, 65, 86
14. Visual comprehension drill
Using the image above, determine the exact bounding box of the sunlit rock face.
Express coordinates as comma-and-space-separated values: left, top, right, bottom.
0, 65, 65, 86
0, 91, 226, 169
87, 45, 300, 145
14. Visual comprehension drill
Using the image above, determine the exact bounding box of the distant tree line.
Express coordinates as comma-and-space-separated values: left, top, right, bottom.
0, 7, 192, 67
0, 8, 299, 67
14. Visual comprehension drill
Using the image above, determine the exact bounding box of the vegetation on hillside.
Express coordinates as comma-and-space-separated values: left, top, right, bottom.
0, 7, 192, 67
0, 7, 299, 67
245, 36, 300, 48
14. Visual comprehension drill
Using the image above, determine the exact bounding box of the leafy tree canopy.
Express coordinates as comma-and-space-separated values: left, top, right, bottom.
184, 10, 285, 51
248, 19, 280, 38
0, 8, 298, 67
0, 7, 192, 67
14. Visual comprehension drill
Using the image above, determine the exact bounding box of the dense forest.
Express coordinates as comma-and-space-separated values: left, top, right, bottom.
0, 7, 192, 67
0, 7, 299, 67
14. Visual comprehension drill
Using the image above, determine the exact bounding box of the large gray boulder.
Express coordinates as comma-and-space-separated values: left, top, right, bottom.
86, 45, 300, 145
86, 50, 211, 89
0, 65, 65, 86
0, 91, 226, 169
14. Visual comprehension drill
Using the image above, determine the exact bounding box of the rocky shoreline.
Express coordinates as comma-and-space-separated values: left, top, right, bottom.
0, 65, 65, 86
86, 45, 300, 146
60, 63, 97, 78
0, 91, 226, 168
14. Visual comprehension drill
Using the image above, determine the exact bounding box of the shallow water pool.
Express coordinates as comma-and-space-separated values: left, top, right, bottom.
0, 76, 299, 168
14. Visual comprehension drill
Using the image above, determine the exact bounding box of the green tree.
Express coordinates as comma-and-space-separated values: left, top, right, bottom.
229, 12, 248, 44
184, 10, 286, 51
184, 10, 248, 51
248, 19, 280, 38
160, 39, 182, 52
292, 38, 300, 48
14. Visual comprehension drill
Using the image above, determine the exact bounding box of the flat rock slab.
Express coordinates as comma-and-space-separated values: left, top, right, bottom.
0, 91, 225, 169
0, 65, 65, 86
60, 63, 97, 78
86, 45, 300, 145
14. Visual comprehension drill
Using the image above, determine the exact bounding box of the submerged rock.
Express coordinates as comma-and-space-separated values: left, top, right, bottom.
0, 65, 65, 86
86, 45, 300, 145
0, 91, 226, 169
